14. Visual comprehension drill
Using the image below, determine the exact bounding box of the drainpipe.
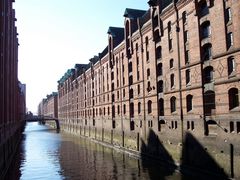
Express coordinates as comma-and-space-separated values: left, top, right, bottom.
173, 2, 184, 146
137, 18, 147, 141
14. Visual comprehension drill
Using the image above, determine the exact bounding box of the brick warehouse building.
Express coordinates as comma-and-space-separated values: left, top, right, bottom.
40, 0, 240, 178
38, 92, 58, 118
0, 0, 26, 178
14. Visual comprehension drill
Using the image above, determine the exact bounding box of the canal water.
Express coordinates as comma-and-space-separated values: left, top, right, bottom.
6, 123, 184, 180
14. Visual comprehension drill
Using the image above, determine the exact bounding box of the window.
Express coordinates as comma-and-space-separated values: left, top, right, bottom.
170, 74, 175, 88
201, 21, 211, 39
186, 69, 190, 85
129, 88, 134, 99
226, 8, 232, 23
157, 63, 162, 76
145, 36, 149, 61
228, 88, 239, 110
159, 98, 164, 116
136, 43, 138, 52
157, 80, 163, 93
129, 62, 132, 72
185, 50, 190, 64
154, 29, 161, 42
130, 102, 134, 118
230, 121, 234, 133
138, 84, 140, 94
203, 66, 213, 83
170, 59, 174, 69
118, 105, 120, 115
148, 100, 152, 114
182, 11, 187, 24
138, 102, 141, 114
112, 105, 115, 118
123, 89, 125, 97
227, 32, 233, 49
184, 30, 189, 43
199, 0, 209, 17
228, 57, 235, 75
170, 96, 176, 113
187, 121, 190, 130
168, 21, 173, 51
202, 43, 212, 61
237, 122, 240, 133
156, 46, 162, 59
186, 94, 193, 112
204, 91, 216, 115
147, 81, 151, 92
147, 68, 150, 79
123, 104, 126, 114
129, 75, 133, 85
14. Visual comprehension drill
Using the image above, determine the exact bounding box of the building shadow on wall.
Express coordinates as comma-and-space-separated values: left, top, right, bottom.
181, 132, 229, 180
140, 129, 177, 180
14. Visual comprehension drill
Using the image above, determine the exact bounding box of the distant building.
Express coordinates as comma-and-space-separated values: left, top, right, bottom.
38, 92, 58, 118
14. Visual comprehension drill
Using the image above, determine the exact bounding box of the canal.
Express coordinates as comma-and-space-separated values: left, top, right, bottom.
6, 123, 184, 180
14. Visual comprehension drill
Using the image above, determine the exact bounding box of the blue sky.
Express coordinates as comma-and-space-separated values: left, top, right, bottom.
14, 1, 149, 113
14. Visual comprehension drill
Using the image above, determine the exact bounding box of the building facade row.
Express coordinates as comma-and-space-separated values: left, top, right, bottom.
38, 92, 58, 118
40, 0, 240, 178
0, 0, 26, 178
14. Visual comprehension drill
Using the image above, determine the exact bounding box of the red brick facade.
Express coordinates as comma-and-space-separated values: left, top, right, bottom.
0, 0, 26, 178
42, 0, 240, 177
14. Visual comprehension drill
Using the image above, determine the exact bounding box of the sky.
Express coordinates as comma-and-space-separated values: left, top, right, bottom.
14, 1, 149, 114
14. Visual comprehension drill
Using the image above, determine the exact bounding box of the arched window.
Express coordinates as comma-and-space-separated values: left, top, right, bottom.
186, 94, 193, 112
203, 66, 213, 83
123, 104, 126, 114
204, 91, 215, 115
228, 88, 239, 110
170, 96, 176, 113
227, 57, 235, 75
148, 100, 152, 114
201, 21, 211, 39
159, 98, 164, 116
202, 43, 212, 61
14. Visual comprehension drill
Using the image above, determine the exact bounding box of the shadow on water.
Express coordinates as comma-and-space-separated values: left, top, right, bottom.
4, 135, 26, 180
181, 132, 229, 180
141, 129, 177, 180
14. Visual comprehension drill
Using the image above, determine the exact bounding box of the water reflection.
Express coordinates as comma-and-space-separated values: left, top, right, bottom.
6, 123, 182, 180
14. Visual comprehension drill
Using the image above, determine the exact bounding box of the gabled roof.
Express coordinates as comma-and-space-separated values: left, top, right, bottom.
123, 8, 147, 19
107, 27, 124, 48
99, 46, 108, 59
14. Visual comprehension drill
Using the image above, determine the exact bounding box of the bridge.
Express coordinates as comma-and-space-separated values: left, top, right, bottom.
25, 115, 60, 130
